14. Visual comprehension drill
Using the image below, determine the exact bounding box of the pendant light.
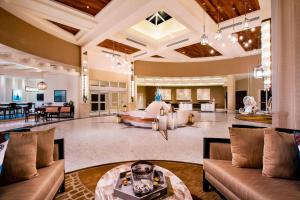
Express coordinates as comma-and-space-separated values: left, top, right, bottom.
200, 5, 208, 45
37, 81, 47, 90
242, 0, 250, 30
230, 18, 238, 44
215, 7, 222, 41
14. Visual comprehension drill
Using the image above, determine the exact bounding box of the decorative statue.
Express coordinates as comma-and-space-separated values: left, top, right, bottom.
239, 96, 258, 115
155, 88, 162, 101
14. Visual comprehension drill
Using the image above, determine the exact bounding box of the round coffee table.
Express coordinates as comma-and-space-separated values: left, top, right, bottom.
95, 163, 193, 200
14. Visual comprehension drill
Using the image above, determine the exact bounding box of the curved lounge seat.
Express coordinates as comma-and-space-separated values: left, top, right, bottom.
119, 111, 157, 128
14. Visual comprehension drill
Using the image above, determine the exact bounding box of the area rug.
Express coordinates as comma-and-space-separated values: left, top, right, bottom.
55, 161, 221, 200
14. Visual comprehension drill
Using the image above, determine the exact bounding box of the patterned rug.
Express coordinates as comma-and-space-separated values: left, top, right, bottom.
55, 161, 221, 200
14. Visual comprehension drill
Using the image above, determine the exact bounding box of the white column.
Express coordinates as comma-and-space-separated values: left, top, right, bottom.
272, 0, 300, 128
226, 75, 236, 113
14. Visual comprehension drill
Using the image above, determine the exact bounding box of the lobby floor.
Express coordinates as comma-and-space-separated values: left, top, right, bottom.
28, 112, 270, 172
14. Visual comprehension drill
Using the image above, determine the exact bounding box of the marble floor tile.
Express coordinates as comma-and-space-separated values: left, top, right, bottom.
29, 113, 271, 172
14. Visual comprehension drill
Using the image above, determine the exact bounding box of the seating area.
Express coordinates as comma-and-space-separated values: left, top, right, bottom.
203, 126, 300, 200
0, 103, 74, 122
2, 0, 300, 200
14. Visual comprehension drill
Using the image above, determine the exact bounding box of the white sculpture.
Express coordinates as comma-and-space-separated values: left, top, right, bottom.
239, 96, 258, 115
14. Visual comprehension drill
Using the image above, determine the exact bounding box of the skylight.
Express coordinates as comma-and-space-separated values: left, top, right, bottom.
146, 11, 172, 25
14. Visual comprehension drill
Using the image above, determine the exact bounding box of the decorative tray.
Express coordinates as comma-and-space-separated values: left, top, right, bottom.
113, 169, 168, 200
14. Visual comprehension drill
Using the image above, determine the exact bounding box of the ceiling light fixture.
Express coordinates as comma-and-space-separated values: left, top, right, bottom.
230, 17, 238, 44
200, 4, 209, 45
242, 0, 250, 30
210, 49, 215, 54
239, 35, 244, 40
251, 27, 256, 32
37, 81, 47, 90
215, 7, 222, 41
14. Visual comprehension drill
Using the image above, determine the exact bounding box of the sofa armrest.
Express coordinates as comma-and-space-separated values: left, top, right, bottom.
203, 138, 231, 160
54, 139, 64, 161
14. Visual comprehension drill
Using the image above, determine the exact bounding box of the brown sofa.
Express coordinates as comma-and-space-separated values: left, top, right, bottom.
203, 126, 300, 200
0, 138, 65, 200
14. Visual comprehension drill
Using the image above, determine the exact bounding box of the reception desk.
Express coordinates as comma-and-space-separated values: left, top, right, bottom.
201, 102, 215, 112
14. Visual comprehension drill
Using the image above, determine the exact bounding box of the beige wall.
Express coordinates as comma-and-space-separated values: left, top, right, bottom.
134, 55, 260, 77
137, 86, 226, 108
235, 78, 264, 102
89, 69, 130, 83
0, 8, 81, 68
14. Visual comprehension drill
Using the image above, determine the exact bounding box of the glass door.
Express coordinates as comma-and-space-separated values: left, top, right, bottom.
90, 91, 100, 116
99, 93, 109, 115
90, 91, 109, 116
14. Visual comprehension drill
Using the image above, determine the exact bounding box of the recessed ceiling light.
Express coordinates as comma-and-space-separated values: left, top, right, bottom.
251, 27, 256, 32
248, 39, 252, 43
86, 5, 89, 9
244, 43, 249, 47
209, 42, 213, 46
210, 49, 215, 54
239, 35, 244, 40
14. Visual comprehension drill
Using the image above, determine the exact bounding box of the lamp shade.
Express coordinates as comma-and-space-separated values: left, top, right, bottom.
37, 81, 48, 90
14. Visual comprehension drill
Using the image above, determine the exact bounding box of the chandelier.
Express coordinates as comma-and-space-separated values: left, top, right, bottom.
229, 18, 238, 44
200, 5, 208, 45
37, 81, 47, 90
105, 41, 132, 72
242, 0, 251, 30
215, 8, 222, 41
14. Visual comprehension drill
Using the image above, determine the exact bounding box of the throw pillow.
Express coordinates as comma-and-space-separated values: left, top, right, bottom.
11, 128, 56, 168
0, 132, 10, 174
229, 127, 269, 168
35, 128, 55, 168
263, 129, 299, 178
1, 132, 38, 184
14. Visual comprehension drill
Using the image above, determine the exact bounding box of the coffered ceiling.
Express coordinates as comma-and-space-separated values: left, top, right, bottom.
237, 26, 261, 51
195, 0, 260, 23
175, 43, 221, 58
98, 39, 140, 54
52, 0, 112, 16
0, 0, 271, 65
48, 20, 80, 35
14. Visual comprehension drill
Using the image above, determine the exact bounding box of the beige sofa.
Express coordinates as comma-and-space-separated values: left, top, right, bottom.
0, 138, 65, 200
203, 127, 300, 200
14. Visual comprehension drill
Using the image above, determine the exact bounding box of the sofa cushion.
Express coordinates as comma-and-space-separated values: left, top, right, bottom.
0, 133, 9, 174
0, 160, 64, 200
229, 127, 267, 168
35, 128, 55, 168
1, 132, 38, 184
263, 130, 299, 179
204, 159, 300, 200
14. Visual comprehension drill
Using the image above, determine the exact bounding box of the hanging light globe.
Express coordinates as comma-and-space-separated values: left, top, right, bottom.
243, 17, 250, 30
200, 33, 209, 45
37, 81, 48, 90
230, 33, 238, 44
215, 29, 222, 41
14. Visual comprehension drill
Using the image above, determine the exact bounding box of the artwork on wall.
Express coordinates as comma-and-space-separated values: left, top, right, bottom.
54, 90, 67, 102
197, 88, 211, 100
160, 89, 172, 100
12, 89, 22, 102
36, 93, 44, 101
176, 89, 191, 100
